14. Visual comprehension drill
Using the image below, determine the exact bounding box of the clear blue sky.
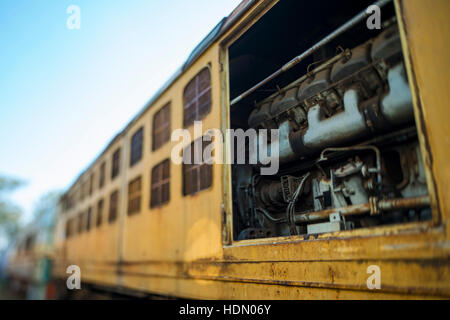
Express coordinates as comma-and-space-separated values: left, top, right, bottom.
0, 0, 241, 224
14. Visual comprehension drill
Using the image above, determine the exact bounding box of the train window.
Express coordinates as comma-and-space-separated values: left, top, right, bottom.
183, 67, 212, 127
111, 148, 121, 179
130, 127, 144, 167
109, 190, 119, 223
150, 159, 170, 208
84, 180, 89, 199
96, 199, 104, 227
89, 173, 94, 196
66, 218, 74, 238
78, 212, 84, 234
24, 234, 35, 251
61, 195, 68, 212
152, 102, 171, 151
80, 181, 86, 201
128, 176, 142, 215
182, 138, 212, 196
71, 218, 75, 237
86, 207, 92, 231
66, 193, 72, 210
77, 185, 82, 202
85, 180, 89, 199
65, 219, 70, 238
99, 161, 106, 189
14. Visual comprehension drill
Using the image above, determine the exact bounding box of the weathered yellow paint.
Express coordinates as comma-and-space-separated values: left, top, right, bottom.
51, 0, 450, 299
395, 0, 450, 228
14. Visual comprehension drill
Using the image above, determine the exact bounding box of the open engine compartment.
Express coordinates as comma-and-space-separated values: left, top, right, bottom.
228, 0, 431, 240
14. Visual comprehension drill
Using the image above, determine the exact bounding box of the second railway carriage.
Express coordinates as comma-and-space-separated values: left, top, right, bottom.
52, 0, 450, 299
6, 208, 55, 299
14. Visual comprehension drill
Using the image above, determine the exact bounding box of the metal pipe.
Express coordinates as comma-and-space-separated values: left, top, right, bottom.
258, 50, 349, 108
230, 0, 392, 106
256, 207, 286, 224
294, 195, 430, 224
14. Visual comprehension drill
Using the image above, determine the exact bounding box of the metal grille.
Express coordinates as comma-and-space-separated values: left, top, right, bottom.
130, 127, 143, 167
96, 199, 104, 227
128, 176, 142, 215
183, 138, 213, 195
183, 67, 212, 127
152, 102, 171, 151
99, 162, 106, 189
109, 190, 119, 223
150, 159, 170, 208
111, 148, 121, 179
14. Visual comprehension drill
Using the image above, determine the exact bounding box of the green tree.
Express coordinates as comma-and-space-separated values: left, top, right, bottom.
32, 190, 62, 222
0, 176, 24, 241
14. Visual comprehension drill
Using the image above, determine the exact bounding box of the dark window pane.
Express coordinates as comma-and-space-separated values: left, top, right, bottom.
96, 199, 104, 227
130, 127, 143, 166
65, 219, 71, 238
99, 162, 106, 189
153, 103, 171, 151
78, 212, 84, 233
86, 207, 92, 231
109, 190, 119, 223
81, 181, 88, 201
112, 148, 121, 179
89, 174, 94, 196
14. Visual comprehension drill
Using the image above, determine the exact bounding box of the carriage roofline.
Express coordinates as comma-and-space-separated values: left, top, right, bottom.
63, 0, 256, 195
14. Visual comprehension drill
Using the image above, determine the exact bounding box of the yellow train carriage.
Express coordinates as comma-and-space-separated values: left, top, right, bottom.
52, 0, 450, 299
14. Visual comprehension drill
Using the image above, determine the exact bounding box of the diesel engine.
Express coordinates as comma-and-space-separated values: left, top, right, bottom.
231, 25, 431, 240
